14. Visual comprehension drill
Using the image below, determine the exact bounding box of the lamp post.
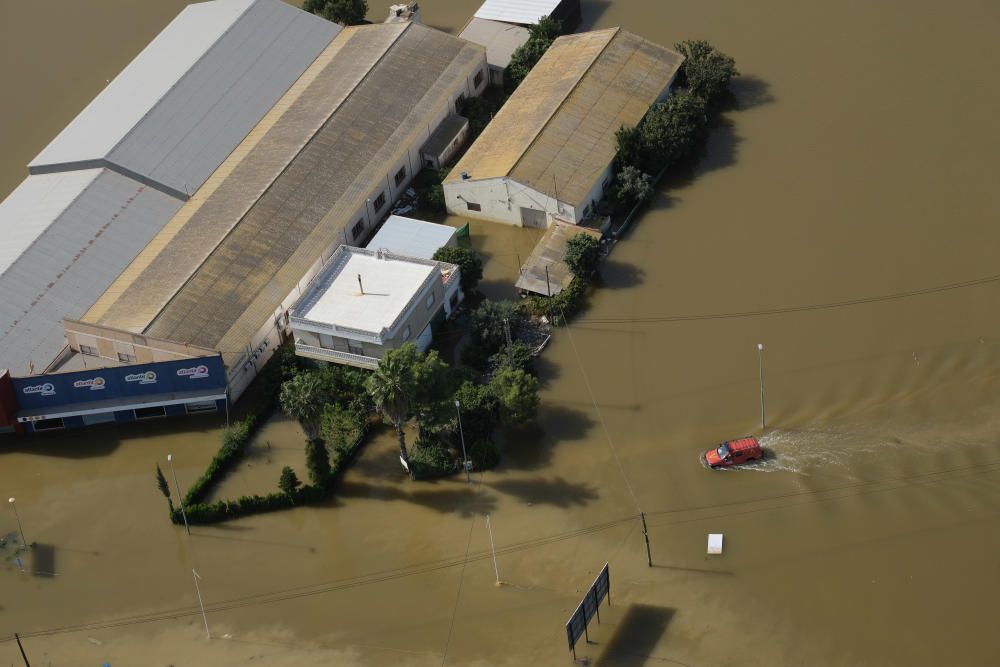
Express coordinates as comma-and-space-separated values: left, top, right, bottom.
8, 497, 27, 546
757, 343, 766, 430
166, 454, 191, 535
455, 399, 470, 483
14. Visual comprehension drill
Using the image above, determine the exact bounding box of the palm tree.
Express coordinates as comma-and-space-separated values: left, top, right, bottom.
280, 372, 326, 439
366, 348, 417, 468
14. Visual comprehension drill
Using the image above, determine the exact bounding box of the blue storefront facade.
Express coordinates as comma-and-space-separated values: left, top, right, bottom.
11, 356, 228, 433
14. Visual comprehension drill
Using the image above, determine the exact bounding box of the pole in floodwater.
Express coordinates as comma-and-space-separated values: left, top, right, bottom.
640, 512, 651, 567
8, 497, 27, 547
166, 455, 190, 536
193, 569, 210, 639
15, 632, 30, 666
757, 343, 766, 430
486, 514, 502, 585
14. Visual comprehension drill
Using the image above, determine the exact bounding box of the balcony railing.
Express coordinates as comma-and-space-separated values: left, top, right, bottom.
294, 343, 379, 369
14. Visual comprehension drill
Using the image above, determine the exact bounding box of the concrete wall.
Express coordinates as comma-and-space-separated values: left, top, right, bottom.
443, 176, 577, 228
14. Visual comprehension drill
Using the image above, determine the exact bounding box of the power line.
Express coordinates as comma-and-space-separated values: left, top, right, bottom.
578, 271, 1000, 325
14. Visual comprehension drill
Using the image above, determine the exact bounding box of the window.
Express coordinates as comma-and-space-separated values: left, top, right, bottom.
473, 70, 484, 88
348, 341, 365, 356
32, 417, 64, 431
455, 94, 466, 112
466, 201, 481, 212
372, 192, 386, 212
403, 325, 411, 340
425, 292, 435, 309
117, 352, 137, 363
134, 406, 167, 420
425, 158, 435, 169
79, 344, 98, 356
185, 401, 218, 414
351, 219, 365, 241
394, 166, 407, 187
602, 175, 613, 191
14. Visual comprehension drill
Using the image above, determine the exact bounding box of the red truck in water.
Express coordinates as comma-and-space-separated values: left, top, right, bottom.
704, 437, 762, 468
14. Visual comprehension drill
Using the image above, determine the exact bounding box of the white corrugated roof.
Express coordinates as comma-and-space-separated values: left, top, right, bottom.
29, 0, 339, 198
0, 170, 103, 277
474, 0, 562, 25
366, 216, 457, 261
0, 170, 182, 375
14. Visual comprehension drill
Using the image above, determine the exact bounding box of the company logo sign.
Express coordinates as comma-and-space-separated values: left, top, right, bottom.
124, 371, 158, 385
22, 383, 55, 397
177, 365, 210, 380
73, 376, 106, 391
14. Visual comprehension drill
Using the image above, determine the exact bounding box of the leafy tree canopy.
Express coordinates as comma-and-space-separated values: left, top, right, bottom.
564, 234, 601, 278
614, 165, 654, 208
506, 16, 563, 90
489, 368, 539, 424
674, 40, 739, 107
303, 0, 368, 25
278, 466, 301, 497
489, 340, 535, 376
638, 90, 707, 170
433, 246, 483, 292
305, 438, 332, 488
470, 300, 527, 356
280, 372, 327, 438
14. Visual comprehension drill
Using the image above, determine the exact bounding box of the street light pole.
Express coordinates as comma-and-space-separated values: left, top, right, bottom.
757, 343, 766, 430
455, 399, 470, 483
8, 497, 27, 546
486, 514, 501, 585
166, 454, 191, 535
192, 569, 210, 639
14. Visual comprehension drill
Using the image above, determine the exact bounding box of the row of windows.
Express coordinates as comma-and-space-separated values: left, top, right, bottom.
79, 343, 135, 363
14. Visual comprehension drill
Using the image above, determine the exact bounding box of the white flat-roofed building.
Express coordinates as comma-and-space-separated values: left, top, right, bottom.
289, 246, 462, 369
473, 0, 580, 28
366, 216, 458, 260
459, 18, 529, 87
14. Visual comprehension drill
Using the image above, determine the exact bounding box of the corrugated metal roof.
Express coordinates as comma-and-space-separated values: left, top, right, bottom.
367, 216, 457, 260
421, 113, 470, 159
446, 28, 683, 207
0, 170, 182, 375
459, 17, 529, 68
29, 0, 339, 199
85, 23, 485, 362
474, 0, 562, 25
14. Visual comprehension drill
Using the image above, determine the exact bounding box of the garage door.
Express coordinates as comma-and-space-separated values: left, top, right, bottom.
520, 206, 547, 228
83, 412, 115, 426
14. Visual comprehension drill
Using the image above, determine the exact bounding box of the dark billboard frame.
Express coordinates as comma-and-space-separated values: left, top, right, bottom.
565, 562, 610, 659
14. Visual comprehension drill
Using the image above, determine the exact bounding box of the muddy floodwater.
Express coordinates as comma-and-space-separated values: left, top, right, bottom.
4, 1, 1000, 665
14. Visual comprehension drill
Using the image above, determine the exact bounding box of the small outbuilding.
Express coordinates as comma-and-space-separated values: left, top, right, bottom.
459, 18, 530, 87
420, 113, 471, 170
366, 216, 458, 260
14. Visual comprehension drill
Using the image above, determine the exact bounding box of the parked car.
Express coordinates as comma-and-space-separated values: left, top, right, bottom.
704, 436, 762, 468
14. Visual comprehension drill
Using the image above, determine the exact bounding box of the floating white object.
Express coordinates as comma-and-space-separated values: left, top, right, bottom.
707, 533, 724, 555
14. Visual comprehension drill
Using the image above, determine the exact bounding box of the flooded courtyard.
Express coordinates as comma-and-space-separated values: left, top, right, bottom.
3, 0, 1000, 665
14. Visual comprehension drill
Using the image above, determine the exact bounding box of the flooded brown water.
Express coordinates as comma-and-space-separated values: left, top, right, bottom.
4, 1, 1000, 665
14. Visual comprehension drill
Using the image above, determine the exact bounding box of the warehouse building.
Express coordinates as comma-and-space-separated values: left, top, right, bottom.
459, 0, 581, 87
0, 0, 339, 378
443, 28, 683, 228
65, 22, 487, 401
290, 247, 461, 369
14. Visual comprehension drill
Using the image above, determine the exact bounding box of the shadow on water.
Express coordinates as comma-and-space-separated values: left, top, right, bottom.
726, 74, 775, 112
336, 480, 498, 517
578, 0, 613, 31
488, 476, 599, 508
499, 404, 597, 470
596, 604, 679, 667
597, 261, 646, 290
532, 353, 562, 387
31, 543, 56, 578
192, 525, 318, 553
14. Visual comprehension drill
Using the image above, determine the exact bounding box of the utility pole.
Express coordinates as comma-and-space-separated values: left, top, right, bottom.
8, 497, 27, 546
486, 514, 501, 585
166, 454, 190, 535
757, 343, 766, 430
503, 317, 512, 349
455, 400, 470, 483
193, 569, 210, 639
640, 512, 651, 567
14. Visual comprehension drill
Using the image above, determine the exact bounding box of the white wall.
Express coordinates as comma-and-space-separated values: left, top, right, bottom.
443, 176, 577, 228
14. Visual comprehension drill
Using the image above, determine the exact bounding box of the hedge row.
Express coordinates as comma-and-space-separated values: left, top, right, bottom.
182, 415, 257, 507
525, 277, 588, 325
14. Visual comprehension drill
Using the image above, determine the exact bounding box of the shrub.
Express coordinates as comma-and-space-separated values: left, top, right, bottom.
507, 16, 562, 90
183, 415, 256, 506
303, 0, 368, 25
526, 277, 588, 324
470, 300, 527, 356
488, 341, 535, 376
564, 234, 601, 278
278, 466, 301, 497
305, 437, 332, 489
490, 368, 539, 424
432, 246, 483, 292
409, 444, 458, 480
469, 439, 500, 471
614, 165, 654, 209
320, 403, 364, 462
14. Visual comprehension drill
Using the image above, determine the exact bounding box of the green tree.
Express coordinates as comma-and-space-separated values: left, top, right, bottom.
454, 380, 499, 444
303, 0, 368, 25
506, 16, 563, 90
615, 125, 645, 172
638, 91, 707, 170
614, 165, 654, 208
674, 40, 739, 107
155, 464, 172, 508
366, 343, 437, 467
564, 234, 601, 278
470, 300, 526, 356
305, 438, 332, 488
278, 466, 302, 497
490, 368, 539, 424
489, 340, 535, 376
432, 246, 483, 292
320, 403, 362, 461
280, 372, 327, 438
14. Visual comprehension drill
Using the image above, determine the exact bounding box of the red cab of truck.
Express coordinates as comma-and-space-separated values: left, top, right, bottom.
704, 437, 762, 468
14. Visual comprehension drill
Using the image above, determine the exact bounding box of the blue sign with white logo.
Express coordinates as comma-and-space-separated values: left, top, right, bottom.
13, 356, 225, 410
